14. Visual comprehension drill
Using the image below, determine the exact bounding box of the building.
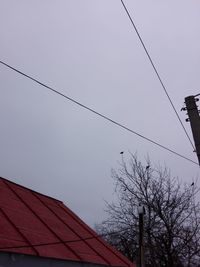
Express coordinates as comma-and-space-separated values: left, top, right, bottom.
0, 177, 136, 267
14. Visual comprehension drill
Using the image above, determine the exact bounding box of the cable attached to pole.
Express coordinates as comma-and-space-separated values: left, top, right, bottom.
0, 60, 198, 166
120, 0, 195, 151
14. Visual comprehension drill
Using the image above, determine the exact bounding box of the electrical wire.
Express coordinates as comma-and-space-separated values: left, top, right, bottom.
0, 228, 129, 250
120, 0, 195, 151
0, 60, 198, 165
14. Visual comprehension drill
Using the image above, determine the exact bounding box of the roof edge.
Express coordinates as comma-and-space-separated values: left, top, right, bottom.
0, 176, 63, 203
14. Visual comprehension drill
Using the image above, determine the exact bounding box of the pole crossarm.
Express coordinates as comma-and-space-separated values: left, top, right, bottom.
185, 95, 200, 165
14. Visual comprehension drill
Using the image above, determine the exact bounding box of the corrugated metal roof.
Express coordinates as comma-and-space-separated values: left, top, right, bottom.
0, 177, 135, 267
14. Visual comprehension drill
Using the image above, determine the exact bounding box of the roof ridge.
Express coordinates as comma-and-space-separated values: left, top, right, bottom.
2, 179, 82, 261
0, 177, 62, 203
0, 177, 135, 266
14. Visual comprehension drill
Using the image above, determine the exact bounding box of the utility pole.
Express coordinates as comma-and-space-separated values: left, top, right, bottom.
138, 206, 145, 267
184, 95, 200, 165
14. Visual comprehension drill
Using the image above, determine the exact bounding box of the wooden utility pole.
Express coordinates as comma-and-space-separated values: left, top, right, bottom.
185, 95, 200, 165
138, 206, 145, 267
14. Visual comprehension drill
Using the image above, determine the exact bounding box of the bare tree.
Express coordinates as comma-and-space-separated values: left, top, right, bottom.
96, 154, 200, 267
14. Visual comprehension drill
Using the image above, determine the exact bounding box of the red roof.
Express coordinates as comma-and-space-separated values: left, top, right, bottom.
0, 177, 135, 267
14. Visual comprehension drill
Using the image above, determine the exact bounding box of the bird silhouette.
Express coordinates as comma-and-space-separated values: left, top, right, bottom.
191, 182, 194, 186
146, 165, 150, 170
181, 107, 186, 111
120, 151, 124, 155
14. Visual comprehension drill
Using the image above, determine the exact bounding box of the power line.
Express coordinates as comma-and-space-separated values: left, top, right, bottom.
120, 0, 195, 151
0, 60, 198, 166
0, 228, 128, 250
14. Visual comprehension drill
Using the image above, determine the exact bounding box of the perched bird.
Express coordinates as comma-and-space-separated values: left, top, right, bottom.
191, 182, 194, 186
120, 151, 124, 155
181, 107, 186, 111
146, 165, 150, 170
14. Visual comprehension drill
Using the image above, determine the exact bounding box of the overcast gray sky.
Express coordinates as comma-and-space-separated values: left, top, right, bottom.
0, 0, 200, 227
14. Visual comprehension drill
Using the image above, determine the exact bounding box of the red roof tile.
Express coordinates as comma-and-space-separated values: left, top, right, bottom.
0, 177, 135, 267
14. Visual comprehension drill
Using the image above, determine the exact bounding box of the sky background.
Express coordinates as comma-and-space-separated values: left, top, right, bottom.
0, 0, 200, 227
